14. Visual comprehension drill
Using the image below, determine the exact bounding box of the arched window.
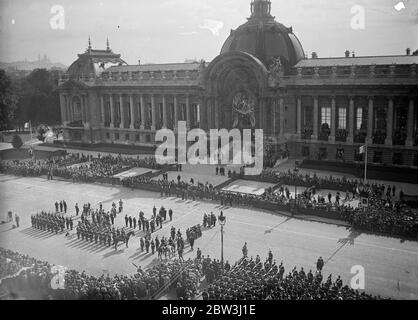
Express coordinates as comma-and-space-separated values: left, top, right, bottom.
72, 96, 82, 121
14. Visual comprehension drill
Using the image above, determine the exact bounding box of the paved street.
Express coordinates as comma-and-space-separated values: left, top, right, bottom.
0, 174, 417, 299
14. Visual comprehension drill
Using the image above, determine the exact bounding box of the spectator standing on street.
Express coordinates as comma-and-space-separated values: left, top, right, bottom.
15, 214, 20, 228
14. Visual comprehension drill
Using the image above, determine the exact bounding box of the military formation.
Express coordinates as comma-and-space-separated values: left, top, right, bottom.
31, 211, 73, 233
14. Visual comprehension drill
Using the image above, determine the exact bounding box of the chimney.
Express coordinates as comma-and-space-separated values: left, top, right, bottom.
138, 60, 141, 65
352, 51, 355, 58
406, 48, 411, 55
311, 52, 318, 59
345, 50, 350, 58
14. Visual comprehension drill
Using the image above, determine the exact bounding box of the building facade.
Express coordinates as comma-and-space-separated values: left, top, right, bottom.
59, 0, 418, 167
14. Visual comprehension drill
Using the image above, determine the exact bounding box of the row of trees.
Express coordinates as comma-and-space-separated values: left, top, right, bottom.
0, 68, 61, 131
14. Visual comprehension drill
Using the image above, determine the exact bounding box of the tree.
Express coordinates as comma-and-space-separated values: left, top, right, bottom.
0, 69, 19, 130
16, 69, 61, 126
11, 134, 23, 149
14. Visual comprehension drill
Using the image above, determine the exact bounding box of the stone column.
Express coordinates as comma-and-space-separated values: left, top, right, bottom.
66, 96, 71, 122
259, 99, 264, 130
367, 96, 374, 144
279, 97, 285, 136
347, 96, 355, 143
206, 97, 212, 130
100, 95, 105, 125
82, 95, 89, 127
186, 94, 191, 129
173, 95, 179, 131
405, 98, 415, 147
119, 94, 125, 129
162, 94, 168, 128
129, 94, 135, 129
199, 97, 206, 130
60, 94, 67, 125
329, 96, 336, 142
151, 94, 156, 131
214, 97, 219, 129
140, 95, 146, 130
312, 96, 319, 140
297, 96, 302, 137
109, 94, 114, 128
385, 97, 394, 145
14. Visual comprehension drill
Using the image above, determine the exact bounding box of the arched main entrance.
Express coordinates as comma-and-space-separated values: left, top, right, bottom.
203, 51, 268, 131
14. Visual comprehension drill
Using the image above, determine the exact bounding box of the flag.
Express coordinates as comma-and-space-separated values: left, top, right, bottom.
359, 145, 366, 154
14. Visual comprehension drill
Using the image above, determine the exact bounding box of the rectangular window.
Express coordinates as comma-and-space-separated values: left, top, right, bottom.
373, 151, 383, 164
393, 153, 402, 165
135, 134, 140, 142
338, 108, 347, 129
182, 104, 186, 120
356, 107, 363, 130
321, 107, 331, 126
106, 132, 110, 139
146, 134, 151, 143
159, 103, 163, 122
125, 134, 130, 141
304, 106, 313, 127
115, 133, 119, 140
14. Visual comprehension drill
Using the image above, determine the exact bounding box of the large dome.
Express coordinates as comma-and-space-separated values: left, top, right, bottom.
221, 0, 305, 69
67, 39, 127, 78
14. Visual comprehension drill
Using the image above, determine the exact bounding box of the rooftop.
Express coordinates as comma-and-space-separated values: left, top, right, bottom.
105, 62, 206, 73
295, 55, 418, 68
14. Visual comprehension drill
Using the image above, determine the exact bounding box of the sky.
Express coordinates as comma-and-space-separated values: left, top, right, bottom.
0, 0, 417, 66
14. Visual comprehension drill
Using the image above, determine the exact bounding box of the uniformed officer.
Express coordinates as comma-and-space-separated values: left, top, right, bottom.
145, 238, 150, 253
140, 237, 145, 252
151, 240, 155, 255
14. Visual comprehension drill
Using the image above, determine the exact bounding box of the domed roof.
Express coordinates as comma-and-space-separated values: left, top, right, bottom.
67, 38, 127, 78
221, 0, 305, 69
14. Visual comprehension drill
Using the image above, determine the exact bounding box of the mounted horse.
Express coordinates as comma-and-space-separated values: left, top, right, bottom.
114, 231, 135, 250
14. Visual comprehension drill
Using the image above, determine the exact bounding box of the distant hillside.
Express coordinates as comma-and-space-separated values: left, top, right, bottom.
0, 55, 67, 71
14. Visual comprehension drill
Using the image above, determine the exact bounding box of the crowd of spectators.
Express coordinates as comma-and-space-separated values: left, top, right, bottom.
1, 246, 384, 300
0, 154, 164, 182
201, 254, 382, 300
0, 247, 201, 300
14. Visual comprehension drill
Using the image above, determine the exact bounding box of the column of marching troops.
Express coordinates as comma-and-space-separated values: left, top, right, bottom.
76, 200, 129, 247
30, 197, 210, 258
31, 212, 73, 233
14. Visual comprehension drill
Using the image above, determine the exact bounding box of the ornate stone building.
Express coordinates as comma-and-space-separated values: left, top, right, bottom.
59, 0, 418, 167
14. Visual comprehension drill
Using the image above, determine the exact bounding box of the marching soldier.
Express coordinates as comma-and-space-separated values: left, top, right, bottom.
145, 238, 150, 253
151, 240, 155, 255
140, 237, 145, 252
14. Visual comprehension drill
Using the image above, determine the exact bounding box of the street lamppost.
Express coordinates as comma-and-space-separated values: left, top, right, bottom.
218, 211, 226, 270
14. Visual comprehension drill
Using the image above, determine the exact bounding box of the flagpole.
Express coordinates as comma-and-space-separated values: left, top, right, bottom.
364, 140, 368, 184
